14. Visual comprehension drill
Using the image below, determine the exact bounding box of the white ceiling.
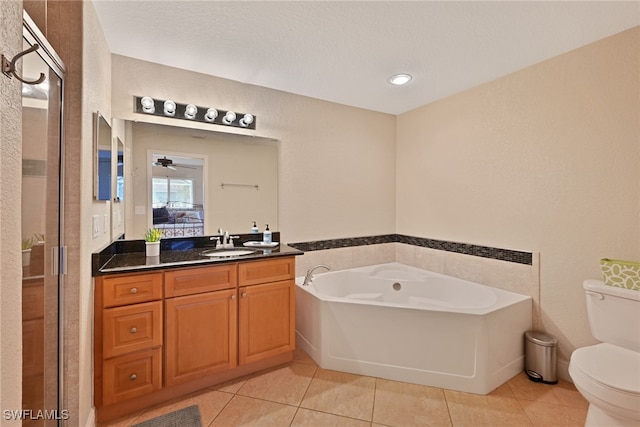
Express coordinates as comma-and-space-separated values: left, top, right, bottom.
93, 1, 639, 115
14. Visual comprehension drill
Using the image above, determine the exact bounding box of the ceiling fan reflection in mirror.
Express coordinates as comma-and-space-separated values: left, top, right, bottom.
152, 156, 196, 170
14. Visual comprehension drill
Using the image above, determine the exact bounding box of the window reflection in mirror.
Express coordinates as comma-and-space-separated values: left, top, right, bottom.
151, 153, 205, 238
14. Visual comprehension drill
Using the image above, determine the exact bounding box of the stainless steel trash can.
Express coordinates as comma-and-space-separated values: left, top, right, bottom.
524, 330, 558, 384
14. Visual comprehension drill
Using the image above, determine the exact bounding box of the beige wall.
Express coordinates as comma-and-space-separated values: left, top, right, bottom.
111, 56, 398, 242
396, 27, 640, 366
82, 2, 112, 425
0, 2, 25, 423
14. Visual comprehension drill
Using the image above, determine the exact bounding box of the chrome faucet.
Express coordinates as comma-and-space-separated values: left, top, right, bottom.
302, 264, 331, 286
213, 228, 237, 248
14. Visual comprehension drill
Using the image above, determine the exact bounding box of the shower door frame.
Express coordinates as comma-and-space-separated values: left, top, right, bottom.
22, 10, 66, 422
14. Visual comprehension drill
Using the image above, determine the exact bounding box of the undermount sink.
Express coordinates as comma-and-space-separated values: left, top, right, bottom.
201, 248, 256, 258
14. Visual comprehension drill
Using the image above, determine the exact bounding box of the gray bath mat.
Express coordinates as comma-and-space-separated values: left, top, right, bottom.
132, 405, 202, 427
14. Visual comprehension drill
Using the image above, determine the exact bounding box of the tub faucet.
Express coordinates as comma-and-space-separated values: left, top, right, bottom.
302, 264, 331, 286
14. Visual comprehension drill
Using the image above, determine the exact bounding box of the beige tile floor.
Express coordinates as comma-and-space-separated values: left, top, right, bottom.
99, 348, 588, 427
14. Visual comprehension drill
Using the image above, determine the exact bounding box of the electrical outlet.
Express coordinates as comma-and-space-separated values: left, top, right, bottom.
92, 215, 100, 238
103, 214, 108, 234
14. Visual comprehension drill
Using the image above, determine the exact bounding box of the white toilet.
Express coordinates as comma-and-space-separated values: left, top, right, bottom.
569, 279, 640, 426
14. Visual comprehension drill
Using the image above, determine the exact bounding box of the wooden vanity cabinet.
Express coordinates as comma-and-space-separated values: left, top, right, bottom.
238, 257, 296, 365
164, 264, 238, 386
94, 256, 297, 422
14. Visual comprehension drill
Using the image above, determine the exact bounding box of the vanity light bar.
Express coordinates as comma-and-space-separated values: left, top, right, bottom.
133, 96, 257, 130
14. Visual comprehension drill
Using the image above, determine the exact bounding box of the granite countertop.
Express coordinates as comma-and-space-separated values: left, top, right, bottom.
92, 233, 303, 276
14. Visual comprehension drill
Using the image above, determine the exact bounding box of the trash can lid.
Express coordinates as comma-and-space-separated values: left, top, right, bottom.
525, 330, 558, 347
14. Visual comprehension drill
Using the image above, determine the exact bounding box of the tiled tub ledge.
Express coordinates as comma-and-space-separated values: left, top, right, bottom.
289, 234, 533, 266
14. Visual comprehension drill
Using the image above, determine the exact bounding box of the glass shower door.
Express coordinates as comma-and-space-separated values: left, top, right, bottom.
21, 13, 65, 427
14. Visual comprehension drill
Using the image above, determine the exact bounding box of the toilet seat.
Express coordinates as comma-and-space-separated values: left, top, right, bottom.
569, 343, 640, 421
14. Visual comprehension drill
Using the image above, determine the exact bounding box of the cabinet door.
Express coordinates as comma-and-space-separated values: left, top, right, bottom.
165, 289, 237, 386
23, 318, 44, 376
238, 280, 295, 365
22, 278, 44, 321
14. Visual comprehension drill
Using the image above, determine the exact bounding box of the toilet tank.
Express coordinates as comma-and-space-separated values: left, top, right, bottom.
583, 280, 640, 352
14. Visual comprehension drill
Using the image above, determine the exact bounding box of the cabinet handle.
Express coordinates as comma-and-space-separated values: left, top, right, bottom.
230, 295, 236, 300
241, 292, 247, 298
130, 327, 137, 334
130, 287, 138, 294
130, 374, 137, 381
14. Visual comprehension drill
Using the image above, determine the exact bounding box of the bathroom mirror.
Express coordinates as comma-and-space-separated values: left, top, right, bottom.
94, 112, 112, 200
127, 121, 278, 239
115, 137, 124, 202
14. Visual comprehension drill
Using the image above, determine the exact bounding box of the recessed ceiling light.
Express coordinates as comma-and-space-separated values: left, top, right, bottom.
388, 73, 412, 86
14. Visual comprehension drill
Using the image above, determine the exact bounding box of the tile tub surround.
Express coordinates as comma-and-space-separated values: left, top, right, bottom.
294, 236, 542, 334
289, 234, 533, 265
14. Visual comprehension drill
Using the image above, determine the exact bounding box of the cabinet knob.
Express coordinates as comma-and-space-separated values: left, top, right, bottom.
241, 292, 247, 298
130, 374, 137, 381
130, 287, 138, 294
230, 294, 236, 300
130, 327, 137, 334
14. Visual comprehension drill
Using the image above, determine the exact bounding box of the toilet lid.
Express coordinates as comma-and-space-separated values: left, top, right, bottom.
572, 343, 640, 394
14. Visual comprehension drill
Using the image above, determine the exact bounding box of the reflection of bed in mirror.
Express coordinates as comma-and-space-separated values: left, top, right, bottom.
152, 202, 204, 237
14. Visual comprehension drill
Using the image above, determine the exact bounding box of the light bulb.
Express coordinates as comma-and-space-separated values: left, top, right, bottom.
239, 114, 254, 127
204, 108, 218, 122
388, 73, 412, 85
163, 100, 176, 116
141, 96, 155, 113
222, 111, 236, 125
184, 104, 198, 119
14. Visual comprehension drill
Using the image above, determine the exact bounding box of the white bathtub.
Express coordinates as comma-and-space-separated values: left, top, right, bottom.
295, 262, 532, 394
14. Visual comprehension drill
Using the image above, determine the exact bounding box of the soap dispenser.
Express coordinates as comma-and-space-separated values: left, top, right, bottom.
263, 224, 272, 244
251, 221, 259, 234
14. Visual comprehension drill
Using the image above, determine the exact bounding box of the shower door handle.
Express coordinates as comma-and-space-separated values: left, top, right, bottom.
52, 246, 67, 275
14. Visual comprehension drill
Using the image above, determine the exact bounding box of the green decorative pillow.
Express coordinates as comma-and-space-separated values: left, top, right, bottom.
600, 258, 640, 291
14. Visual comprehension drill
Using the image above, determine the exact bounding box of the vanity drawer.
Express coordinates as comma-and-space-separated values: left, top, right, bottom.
103, 301, 162, 359
102, 273, 163, 308
164, 264, 237, 297
102, 348, 162, 405
238, 257, 295, 286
